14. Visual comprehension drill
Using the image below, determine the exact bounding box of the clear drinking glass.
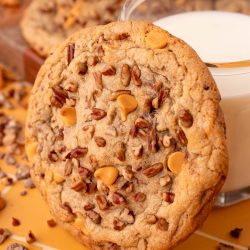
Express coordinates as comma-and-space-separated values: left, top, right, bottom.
120, 0, 250, 207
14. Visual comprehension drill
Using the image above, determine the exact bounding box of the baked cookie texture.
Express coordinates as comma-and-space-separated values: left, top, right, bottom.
20, 0, 123, 57
25, 21, 228, 250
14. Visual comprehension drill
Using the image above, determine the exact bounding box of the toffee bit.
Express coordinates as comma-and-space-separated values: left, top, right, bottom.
47, 219, 57, 227
67, 43, 75, 65
229, 227, 243, 239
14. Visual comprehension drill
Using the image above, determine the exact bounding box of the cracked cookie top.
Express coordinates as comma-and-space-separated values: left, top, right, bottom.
25, 21, 228, 250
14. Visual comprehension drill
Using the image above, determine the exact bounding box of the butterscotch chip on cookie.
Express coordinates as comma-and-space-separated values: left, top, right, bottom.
26, 21, 228, 250
20, 0, 123, 57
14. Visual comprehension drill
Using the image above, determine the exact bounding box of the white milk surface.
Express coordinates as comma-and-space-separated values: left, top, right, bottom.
155, 11, 250, 192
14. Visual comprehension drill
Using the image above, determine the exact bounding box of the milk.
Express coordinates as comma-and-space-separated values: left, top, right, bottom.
155, 11, 250, 192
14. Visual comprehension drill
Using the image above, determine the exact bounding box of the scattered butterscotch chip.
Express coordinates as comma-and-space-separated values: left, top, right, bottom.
59, 107, 77, 126
47, 219, 57, 227
229, 227, 243, 239
94, 166, 119, 186
12, 217, 21, 226
0, 196, 6, 211
167, 152, 185, 174
26, 230, 36, 244
145, 29, 169, 49
117, 94, 138, 121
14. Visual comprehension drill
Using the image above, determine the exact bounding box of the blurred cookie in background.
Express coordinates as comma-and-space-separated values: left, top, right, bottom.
21, 0, 124, 57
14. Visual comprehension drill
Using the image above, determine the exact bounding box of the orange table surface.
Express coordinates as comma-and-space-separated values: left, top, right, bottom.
0, 82, 250, 250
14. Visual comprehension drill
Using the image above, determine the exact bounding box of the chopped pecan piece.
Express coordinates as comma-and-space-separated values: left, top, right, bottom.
78, 166, 92, 179
122, 166, 133, 181
67, 43, 75, 65
158, 87, 169, 106
159, 175, 171, 187
51, 85, 68, 108
84, 203, 95, 211
87, 181, 97, 194
67, 147, 88, 159
47, 219, 57, 227
122, 181, 133, 193
115, 33, 130, 40
129, 125, 138, 138
156, 218, 169, 231
64, 160, 73, 176
48, 150, 58, 162
114, 141, 126, 161
91, 108, 107, 120
71, 179, 87, 192
148, 126, 159, 153
121, 64, 131, 86
135, 117, 150, 129
112, 192, 126, 205
143, 98, 153, 113
94, 137, 106, 147
177, 129, 188, 146
78, 62, 88, 75
86, 210, 101, 224
131, 145, 143, 158
113, 218, 125, 231
179, 110, 193, 128
93, 72, 103, 91
88, 56, 99, 66
131, 65, 142, 86
142, 163, 163, 178
162, 192, 175, 203
26, 230, 36, 243
95, 194, 108, 210
102, 66, 116, 76
98, 46, 105, 57
12, 217, 20, 226
132, 192, 146, 202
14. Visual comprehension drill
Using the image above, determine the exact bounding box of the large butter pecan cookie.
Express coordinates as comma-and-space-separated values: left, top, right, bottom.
25, 21, 228, 250
21, 0, 123, 57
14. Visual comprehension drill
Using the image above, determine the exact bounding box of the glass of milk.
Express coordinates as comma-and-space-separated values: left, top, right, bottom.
120, 0, 250, 207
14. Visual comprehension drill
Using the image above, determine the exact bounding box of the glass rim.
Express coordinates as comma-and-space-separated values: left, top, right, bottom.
120, 0, 250, 69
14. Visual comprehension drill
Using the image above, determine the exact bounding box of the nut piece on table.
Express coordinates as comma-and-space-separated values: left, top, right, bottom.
117, 94, 138, 121
94, 166, 119, 186
145, 29, 169, 49
167, 151, 185, 174
59, 107, 77, 126
25, 140, 38, 163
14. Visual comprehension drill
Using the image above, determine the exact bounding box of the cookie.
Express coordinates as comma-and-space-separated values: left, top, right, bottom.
25, 21, 228, 250
215, 0, 250, 15
20, 0, 123, 57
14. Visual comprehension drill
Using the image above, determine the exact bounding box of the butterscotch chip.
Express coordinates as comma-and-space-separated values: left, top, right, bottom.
94, 166, 119, 186
26, 21, 228, 250
145, 29, 169, 49
59, 107, 77, 126
117, 94, 138, 121
168, 152, 185, 174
